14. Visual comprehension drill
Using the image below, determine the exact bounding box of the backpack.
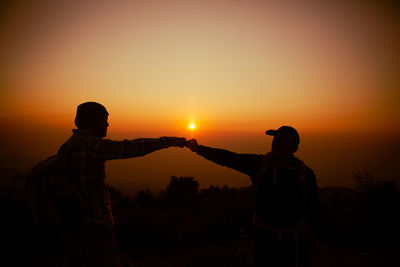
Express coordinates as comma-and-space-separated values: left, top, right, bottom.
24, 138, 85, 230
254, 153, 308, 227
253, 154, 311, 267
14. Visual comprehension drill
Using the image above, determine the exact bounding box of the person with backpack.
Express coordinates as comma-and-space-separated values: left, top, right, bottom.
25, 102, 186, 266
186, 126, 323, 267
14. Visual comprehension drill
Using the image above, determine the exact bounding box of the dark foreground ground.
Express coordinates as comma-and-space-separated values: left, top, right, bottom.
1, 174, 400, 266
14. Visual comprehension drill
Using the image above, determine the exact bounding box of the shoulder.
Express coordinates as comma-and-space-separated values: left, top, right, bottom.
294, 156, 314, 177
68, 135, 114, 154
303, 165, 318, 186
304, 165, 315, 176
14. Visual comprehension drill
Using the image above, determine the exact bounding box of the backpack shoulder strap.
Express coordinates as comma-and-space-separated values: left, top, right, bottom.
294, 157, 308, 216
294, 158, 306, 182
255, 153, 273, 187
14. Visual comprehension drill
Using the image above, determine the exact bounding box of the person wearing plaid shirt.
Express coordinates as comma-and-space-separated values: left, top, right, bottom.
58, 102, 186, 267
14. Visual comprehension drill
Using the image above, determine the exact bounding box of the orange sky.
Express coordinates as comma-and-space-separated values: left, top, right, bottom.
1, 1, 399, 191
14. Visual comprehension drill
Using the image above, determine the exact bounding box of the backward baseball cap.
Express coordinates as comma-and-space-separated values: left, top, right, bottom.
265, 126, 300, 145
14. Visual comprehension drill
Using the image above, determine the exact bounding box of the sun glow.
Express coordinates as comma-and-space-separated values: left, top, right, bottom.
189, 123, 196, 130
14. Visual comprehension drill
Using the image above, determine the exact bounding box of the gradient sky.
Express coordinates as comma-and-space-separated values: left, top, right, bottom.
1, 0, 399, 192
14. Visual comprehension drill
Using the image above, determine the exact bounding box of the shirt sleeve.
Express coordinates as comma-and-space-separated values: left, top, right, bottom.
195, 145, 263, 177
87, 137, 172, 160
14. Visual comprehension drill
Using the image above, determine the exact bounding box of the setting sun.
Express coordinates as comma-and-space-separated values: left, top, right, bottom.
0, 0, 398, 192
189, 123, 196, 130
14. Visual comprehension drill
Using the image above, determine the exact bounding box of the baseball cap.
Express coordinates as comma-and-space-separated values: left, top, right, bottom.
265, 126, 300, 144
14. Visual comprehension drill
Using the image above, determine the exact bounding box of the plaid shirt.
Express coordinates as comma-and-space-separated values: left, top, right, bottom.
58, 129, 177, 228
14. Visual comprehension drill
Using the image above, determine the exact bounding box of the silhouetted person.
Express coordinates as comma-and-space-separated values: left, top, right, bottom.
187, 126, 322, 267
57, 102, 186, 266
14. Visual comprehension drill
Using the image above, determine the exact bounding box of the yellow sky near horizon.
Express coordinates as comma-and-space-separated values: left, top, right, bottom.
1, 0, 399, 136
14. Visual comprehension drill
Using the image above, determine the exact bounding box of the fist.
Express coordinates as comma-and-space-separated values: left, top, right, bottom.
172, 137, 187, 147
186, 139, 199, 152
162, 137, 186, 147
176, 137, 187, 147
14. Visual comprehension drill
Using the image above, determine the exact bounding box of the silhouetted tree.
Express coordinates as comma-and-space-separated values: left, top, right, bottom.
354, 168, 376, 197
166, 176, 199, 206
134, 188, 153, 207
353, 169, 400, 243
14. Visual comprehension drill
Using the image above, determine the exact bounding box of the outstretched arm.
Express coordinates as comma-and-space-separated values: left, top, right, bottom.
86, 137, 187, 160
186, 139, 263, 177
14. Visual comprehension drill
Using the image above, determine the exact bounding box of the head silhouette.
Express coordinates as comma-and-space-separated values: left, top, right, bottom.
75, 102, 109, 138
266, 126, 300, 159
